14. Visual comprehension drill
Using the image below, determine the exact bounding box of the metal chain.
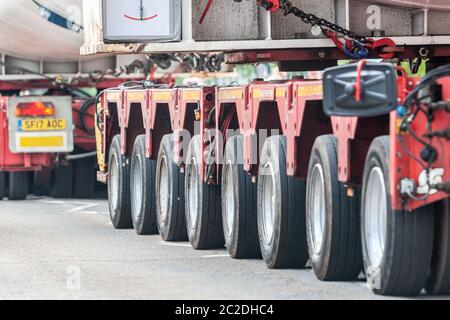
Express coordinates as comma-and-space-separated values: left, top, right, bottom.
237, 0, 371, 44
146, 53, 225, 73
0, 53, 225, 90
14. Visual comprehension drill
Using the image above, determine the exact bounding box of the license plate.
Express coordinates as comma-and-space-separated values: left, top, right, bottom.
18, 119, 66, 131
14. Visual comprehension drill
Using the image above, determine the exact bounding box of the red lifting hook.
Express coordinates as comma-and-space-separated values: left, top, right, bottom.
366, 38, 397, 59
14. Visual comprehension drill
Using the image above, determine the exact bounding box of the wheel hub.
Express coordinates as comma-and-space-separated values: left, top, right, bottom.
224, 162, 235, 237
158, 155, 170, 224
261, 162, 276, 244
109, 154, 119, 214
188, 158, 199, 229
309, 164, 326, 256
131, 155, 143, 222
364, 167, 388, 268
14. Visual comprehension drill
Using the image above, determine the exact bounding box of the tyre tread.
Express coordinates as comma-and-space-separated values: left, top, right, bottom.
0, 172, 7, 200
222, 135, 260, 258
186, 135, 224, 250
73, 158, 95, 199
108, 135, 132, 229
258, 135, 308, 269
362, 136, 434, 296
131, 135, 158, 235
8, 172, 29, 201
50, 165, 73, 199
427, 199, 450, 295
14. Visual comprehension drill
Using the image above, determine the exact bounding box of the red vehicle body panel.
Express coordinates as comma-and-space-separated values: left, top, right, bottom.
0, 77, 131, 173
72, 99, 96, 151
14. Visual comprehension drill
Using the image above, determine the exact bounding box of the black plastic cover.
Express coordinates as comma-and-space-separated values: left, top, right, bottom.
323, 62, 398, 117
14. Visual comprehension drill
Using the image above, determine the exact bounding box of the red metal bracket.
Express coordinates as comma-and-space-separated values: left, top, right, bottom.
354, 60, 368, 103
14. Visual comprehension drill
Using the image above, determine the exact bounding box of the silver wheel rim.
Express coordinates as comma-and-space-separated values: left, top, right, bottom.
158, 155, 169, 224
224, 162, 235, 237
261, 163, 276, 244
364, 167, 388, 268
109, 153, 119, 214
309, 164, 326, 256
131, 155, 143, 223
188, 158, 199, 229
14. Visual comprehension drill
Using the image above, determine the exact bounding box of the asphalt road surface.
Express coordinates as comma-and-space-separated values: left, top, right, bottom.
0, 197, 447, 300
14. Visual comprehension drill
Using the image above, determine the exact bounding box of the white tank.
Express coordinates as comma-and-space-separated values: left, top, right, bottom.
0, 0, 83, 61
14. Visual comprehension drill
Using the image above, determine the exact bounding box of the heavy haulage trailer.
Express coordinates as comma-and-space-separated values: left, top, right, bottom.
89, 0, 450, 296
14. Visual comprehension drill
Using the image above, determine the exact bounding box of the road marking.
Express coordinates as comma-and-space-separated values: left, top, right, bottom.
358, 282, 371, 289
67, 202, 98, 212
38, 199, 109, 216
79, 211, 100, 215
160, 241, 192, 248
42, 200, 67, 205
67, 202, 100, 214
201, 254, 230, 259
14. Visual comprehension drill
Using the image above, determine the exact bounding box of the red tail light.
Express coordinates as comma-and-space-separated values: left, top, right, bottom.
15, 102, 55, 117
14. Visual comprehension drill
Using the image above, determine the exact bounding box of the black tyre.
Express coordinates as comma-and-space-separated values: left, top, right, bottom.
50, 165, 73, 198
8, 171, 30, 201
156, 134, 188, 241
222, 135, 260, 259
0, 171, 8, 200
130, 135, 158, 235
185, 135, 224, 250
108, 135, 133, 229
257, 135, 308, 269
306, 135, 362, 281
426, 199, 450, 295
73, 158, 96, 199
32, 169, 50, 197
361, 136, 434, 296
33, 184, 49, 197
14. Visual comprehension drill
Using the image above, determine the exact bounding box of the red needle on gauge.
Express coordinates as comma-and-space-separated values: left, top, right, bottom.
124, 0, 158, 21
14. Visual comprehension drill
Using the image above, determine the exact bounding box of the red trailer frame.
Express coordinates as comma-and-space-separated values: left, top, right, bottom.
96, 64, 450, 297
98, 86, 216, 181
89, 0, 450, 299
98, 73, 449, 212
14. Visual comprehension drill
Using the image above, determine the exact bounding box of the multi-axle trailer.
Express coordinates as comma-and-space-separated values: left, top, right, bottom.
87, 0, 450, 297
97, 63, 450, 296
